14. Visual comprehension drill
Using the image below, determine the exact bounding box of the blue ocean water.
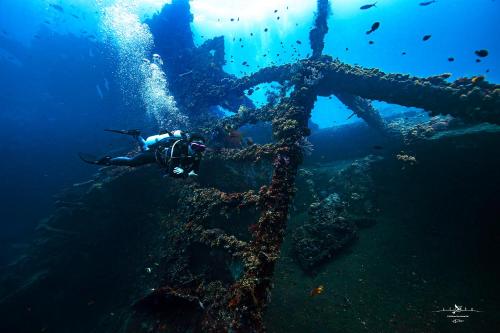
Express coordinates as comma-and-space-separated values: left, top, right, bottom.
0, 0, 498, 267
0, 1, 499, 332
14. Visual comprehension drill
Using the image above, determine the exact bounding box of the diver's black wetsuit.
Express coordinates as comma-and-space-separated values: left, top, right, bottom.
81, 130, 205, 177
103, 140, 201, 178
107, 151, 156, 167
155, 140, 202, 177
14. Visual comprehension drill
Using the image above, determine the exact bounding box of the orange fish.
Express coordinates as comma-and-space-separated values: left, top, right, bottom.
310, 285, 325, 297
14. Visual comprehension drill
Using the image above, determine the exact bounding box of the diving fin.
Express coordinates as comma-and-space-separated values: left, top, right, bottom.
104, 129, 141, 137
78, 153, 111, 165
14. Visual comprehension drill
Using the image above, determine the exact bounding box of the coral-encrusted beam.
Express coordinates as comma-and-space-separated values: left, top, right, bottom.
223, 86, 317, 332
313, 59, 500, 125
228, 58, 500, 125
335, 92, 395, 136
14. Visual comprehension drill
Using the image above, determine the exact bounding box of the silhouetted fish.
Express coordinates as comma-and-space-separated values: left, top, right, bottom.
419, 0, 437, 6
49, 4, 64, 12
360, 3, 377, 10
422, 35, 432, 41
475, 49, 489, 57
369, 40, 374, 44
366, 22, 380, 34
448, 57, 455, 62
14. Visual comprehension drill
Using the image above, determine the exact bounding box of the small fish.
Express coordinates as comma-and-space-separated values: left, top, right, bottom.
274, 9, 278, 13
264, 28, 268, 32
422, 35, 432, 41
49, 4, 64, 12
310, 285, 325, 297
476, 59, 481, 63
369, 40, 374, 45
296, 40, 302, 44
448, 57, 455, 62
402, 51, 407, 55
360, 2, 377, 10
474, 49, 489, 58
419, 0, 437, 6
366, 22, 380, 34
372, 145, 384, 150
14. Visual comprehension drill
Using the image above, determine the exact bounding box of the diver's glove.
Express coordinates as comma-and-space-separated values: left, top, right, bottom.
188, 170, 198, 177
173, 167, 184, 175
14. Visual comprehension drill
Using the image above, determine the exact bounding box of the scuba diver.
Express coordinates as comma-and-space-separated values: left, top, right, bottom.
79, 129, 207, 178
